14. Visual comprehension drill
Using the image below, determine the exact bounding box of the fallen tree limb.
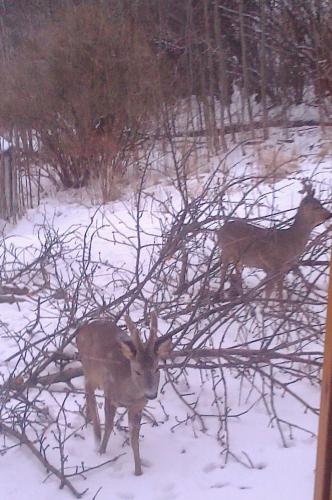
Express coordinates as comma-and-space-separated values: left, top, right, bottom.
153, 120, 332, 140
0, 423, 87, 498
169, 347, 322, 366
28, 346, 322, 388
36, 367, 83, 386
0, 285, 30, 295
0, 295, 27, 304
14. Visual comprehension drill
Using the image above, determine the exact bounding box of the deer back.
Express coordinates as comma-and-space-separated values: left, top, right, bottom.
77, 321, 132, 397
217, 193, 332, 273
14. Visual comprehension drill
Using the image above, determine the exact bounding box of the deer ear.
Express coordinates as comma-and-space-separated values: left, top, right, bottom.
155, 338, 172, 360
120, 340, 136, 360
124, 314, 141, 348
147, 311, 158, 349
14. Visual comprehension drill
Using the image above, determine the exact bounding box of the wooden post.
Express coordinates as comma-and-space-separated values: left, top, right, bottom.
313, 250, 332, 500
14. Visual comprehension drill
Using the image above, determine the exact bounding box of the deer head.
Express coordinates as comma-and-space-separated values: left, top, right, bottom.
120, 312, 172, 400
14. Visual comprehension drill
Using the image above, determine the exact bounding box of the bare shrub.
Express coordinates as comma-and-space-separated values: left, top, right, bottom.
0, 153, 330, 494
0, 4, 164, 190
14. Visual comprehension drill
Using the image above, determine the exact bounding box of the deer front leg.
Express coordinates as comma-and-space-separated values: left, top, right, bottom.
264, 272, 275, 298
85, 382, 101, 442
265, 271, 284, 299
99, 396, 116, 454
276, 273, 286, 301
216, 255, 230, 301
230, 263, 243, 296
128, 407, 143, 476
219, 255, 228, 291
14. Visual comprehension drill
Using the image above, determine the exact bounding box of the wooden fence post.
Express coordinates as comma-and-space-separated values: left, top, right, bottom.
313, 249, 332, 500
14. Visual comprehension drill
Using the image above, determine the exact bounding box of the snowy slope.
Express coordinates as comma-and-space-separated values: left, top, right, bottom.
0, 126, 331, 500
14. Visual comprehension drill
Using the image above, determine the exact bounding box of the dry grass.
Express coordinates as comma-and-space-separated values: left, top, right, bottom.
256, 145, 300, 183
317, 131, 332, 159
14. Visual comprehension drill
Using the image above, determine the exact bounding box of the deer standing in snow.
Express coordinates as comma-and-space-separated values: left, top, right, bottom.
76, 312, 172, 475
217, 183, 332, 297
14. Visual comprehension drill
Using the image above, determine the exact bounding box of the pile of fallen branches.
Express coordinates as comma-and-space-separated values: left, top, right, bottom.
0, 150, 330, 496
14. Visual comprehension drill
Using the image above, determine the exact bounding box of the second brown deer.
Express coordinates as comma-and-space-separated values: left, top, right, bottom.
217, 185, 332, 297
76, 312, 172, 475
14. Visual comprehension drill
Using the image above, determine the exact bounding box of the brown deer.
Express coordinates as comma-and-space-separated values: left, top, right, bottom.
76, 312, 172, 475
217, 184, 332, 297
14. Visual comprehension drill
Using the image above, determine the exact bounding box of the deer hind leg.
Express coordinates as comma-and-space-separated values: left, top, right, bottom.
85, 382, 101, 442
99, 396, 116, 454
230, 263, 243, 295
128, 407, 143, 476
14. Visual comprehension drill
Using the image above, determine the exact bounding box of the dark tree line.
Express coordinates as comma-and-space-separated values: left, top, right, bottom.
1, 0, 331, 104
0, 0, 331, 190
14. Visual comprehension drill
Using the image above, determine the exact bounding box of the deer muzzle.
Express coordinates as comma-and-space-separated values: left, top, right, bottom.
146, 392, 158, 400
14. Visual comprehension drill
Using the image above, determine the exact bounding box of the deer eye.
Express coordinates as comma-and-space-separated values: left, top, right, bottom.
135, 370, 142, 376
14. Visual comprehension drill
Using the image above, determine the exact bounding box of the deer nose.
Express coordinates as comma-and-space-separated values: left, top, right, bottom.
145, 392, 158, 400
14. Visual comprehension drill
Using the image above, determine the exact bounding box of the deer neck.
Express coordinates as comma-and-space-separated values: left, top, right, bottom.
290, 213, 314, 244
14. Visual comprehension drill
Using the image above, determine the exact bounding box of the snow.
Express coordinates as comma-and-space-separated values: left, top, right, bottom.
0, 136, 11, 152
0, 125, 331, 500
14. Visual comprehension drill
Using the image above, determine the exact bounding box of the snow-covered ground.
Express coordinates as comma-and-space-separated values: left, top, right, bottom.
0, 125, 331, 500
